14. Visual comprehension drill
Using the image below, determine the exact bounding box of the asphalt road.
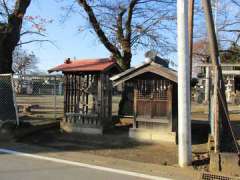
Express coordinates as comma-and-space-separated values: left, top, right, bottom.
0, 151, 164, 180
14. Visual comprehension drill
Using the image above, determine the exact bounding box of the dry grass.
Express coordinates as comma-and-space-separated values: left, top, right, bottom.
16, 95, 121, 124
16, 95, 64, 123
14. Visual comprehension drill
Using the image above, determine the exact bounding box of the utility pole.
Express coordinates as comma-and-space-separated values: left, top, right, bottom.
207, 0, 219, 136
177, 0, 192, 167
202, 0, 221, 152
213, 0, 219, 39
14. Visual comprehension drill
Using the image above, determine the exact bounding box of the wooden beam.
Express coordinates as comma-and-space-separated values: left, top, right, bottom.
97, 73, 103, 124
202, 0, 229, 152
133, 87, 137, 129
86, 74, 89, 114
108, 76, 112, 121
167, 84, 173, 131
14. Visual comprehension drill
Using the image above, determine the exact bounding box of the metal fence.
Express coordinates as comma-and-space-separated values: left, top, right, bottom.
0, 74, 18, 124
12, 74, 64, 124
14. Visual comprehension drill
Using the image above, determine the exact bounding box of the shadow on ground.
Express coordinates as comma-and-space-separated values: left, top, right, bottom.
12, 119, 212, 168
220, 120, 240, 153
0, 115, 214, 170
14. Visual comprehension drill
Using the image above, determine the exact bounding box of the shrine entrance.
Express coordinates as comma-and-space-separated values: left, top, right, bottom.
111, 60, 178, 143
135, 79, 171, 125
49, 58, 122, 134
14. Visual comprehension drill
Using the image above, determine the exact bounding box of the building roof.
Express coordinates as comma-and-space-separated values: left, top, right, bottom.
48, 58, 121, 73
111, 60, 177, 86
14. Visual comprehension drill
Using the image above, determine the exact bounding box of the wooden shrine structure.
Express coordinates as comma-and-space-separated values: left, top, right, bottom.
49, 58, 122, 134
111, 59, 178, 143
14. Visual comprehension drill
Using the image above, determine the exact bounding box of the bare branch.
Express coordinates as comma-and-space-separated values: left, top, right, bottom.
72, 0, 176, 69
78, 0, 122, 58
20, 31, 46, 37
231, 0, 240, 7
125, 0, 138, 41
1, 0, 10, 17
116, 7, 126, 45
17, 39, 56, 47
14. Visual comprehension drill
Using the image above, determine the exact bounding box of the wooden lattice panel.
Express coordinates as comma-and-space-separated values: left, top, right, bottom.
136, 79, 169, 100
135, 79, 171, 121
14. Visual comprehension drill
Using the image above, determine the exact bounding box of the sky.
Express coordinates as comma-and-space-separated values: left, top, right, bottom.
14, 0, 239, 73
21, 0, 155, 73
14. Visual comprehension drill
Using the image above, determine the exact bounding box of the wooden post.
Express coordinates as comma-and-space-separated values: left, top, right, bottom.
64, 74, 69, 122
133, 87, 137, 129
167, 84, 173, 131
71, 74, 74, 113
97, 73, 103, 124
92, 75, 96, 113
202, 0, 221, 152
73, 75, 77, 123
78, 75, 81, 113
82, 75, 86, 115
108, 78, 112, 122
63, 74, 67, 116
54, 76, 57, 121
86, 74, 89, 114
79, 75, 83, 124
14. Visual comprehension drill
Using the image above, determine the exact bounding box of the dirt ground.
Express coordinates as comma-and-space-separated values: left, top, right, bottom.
20, 123, 210, 171
17, 101, 240, 174
20, 127, 177, 165
192, 102, 240, 145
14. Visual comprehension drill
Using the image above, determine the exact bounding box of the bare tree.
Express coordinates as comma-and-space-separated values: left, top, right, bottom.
12, 48, 39, 75
191, 0, 240, 77
217, 0, 240, 46
0, 0, 32, 74
193, 0, 240, 48
12, 47, 39, 94
193, 38, 209, 62
0, 0, 50, 74
68, 0, 177, 70
220, 43, 240, 63
0, 0, 50, 127
191, 39, 209, 77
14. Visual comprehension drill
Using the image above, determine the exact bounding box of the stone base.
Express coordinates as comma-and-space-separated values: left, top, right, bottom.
60, 122, 103, 135
129, 128, 176, 143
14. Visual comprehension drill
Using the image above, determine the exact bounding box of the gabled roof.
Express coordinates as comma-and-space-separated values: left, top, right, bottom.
48, 58, 121, 73
111, 61, 177, 86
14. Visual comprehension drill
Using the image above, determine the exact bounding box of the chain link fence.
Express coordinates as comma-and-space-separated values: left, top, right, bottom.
0, 74, 18, 124
12, 74, 64, 124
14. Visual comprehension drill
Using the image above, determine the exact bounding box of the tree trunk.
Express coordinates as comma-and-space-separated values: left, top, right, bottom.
117, 58, 131, 71
0, 73, 17, 141
0, 43, 16, 124
0, 0, 31, 73
117, 52, 132, 116
0, 0, 31, 135
0, 43, 14, 74
115, 51, 132, 71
